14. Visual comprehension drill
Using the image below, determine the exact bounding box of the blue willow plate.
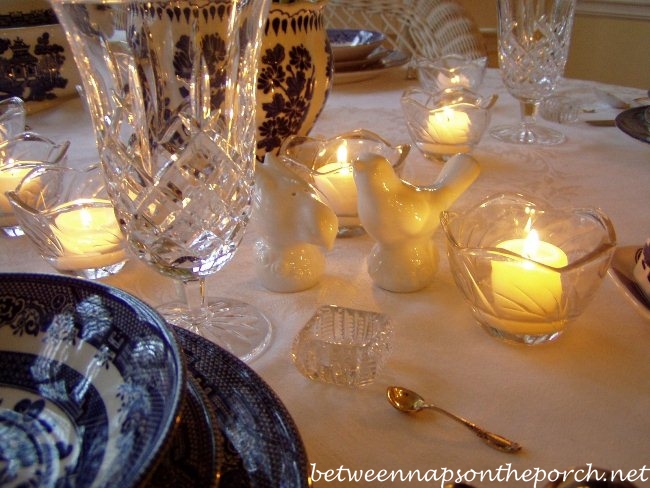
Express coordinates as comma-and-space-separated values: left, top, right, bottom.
173, 326, 310, 487
0, 273, 185, 487
147, 376, 223, 487
327, 28, 386, 62
615, 106, 650, 144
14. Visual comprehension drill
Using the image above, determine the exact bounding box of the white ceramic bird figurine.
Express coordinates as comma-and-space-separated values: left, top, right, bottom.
253, 153, 338, 292
353, 152, 480, 292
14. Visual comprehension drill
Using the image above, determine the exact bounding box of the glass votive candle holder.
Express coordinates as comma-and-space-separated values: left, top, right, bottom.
416, 54, 487, 92
0, 97, 26, 142
0, 132, 70, 237
279, 129, 410, 237
440, 193, 617, 345
401, 87, 493, 161
291, 305, 393, 387
7, 163, 128, 279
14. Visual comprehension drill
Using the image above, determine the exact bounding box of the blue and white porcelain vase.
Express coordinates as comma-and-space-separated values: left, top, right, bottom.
256, 0, 333, 160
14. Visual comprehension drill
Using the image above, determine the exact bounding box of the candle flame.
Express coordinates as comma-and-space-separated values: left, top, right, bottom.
522, 229, 540, 259
336, 141, 348, 165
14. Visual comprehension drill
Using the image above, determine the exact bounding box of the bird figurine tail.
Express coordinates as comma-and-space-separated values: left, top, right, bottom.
353, 152, 479, 292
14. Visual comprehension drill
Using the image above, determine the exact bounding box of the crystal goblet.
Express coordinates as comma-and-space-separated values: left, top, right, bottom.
52, 0, 272, 361
490, 0, 576, 145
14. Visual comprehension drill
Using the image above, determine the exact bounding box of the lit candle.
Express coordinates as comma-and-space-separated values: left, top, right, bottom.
0, 165, 34, 226
312, 142, 358, 217
491, 229, 568, 335
424, 107, 471, 155
53, 199, 125, 270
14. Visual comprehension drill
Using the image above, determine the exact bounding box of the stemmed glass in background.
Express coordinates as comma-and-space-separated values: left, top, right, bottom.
490, 0, 576, 145
52, 0, 272, 361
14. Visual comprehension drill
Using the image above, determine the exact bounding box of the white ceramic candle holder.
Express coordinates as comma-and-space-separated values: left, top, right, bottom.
279, 129, 410, 236
7, 163, 128, 279
441, 193, 617, 345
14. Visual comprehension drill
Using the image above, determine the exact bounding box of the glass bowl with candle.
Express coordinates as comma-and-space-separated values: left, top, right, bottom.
7, 163, 128, 279
415, 54, 488, 92
440, 193, 617, 345
0, 132, 70, 237
0, 97, 26, 142
279, 129, 410, 237
401, 87, 494, 162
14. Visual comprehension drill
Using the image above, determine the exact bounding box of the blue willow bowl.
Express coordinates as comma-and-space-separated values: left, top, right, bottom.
0, 273, 185, 487
440, 193, 617, 345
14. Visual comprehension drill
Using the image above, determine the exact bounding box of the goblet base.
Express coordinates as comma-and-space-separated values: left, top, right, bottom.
158, 297, 272, 363
490, 123, 566, 145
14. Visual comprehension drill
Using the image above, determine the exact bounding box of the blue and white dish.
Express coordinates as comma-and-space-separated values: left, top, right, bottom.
174, 326, 311, 487
334, 50, 410, 85
328, 29, 386, 62
0, 273, 185, 487
0, 23, 81, 112
147, 376, 223, 487
615, 106, 650, 144
608, 246, 650, 320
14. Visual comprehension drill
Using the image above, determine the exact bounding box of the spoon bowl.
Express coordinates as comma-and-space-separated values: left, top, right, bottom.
386, 386, 522, 454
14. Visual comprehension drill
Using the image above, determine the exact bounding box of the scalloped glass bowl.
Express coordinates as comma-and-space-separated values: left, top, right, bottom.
441, 193, 617, 345
7, 163, 127, 279
416, 54, 487, 92
0, 132, 69, 236
0, 97, 25, 142
401, 87, 493, 161
279, 129, 410, 236
0, 273, 185, 488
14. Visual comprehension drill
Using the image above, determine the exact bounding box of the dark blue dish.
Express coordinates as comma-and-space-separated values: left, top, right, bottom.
0, 273, 185, 487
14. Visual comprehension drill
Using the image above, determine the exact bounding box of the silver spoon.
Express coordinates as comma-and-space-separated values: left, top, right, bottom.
386, 386, 522, 454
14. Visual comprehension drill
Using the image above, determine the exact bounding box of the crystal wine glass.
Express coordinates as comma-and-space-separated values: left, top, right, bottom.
52, 0, 272, 361
490, 0, 576, 145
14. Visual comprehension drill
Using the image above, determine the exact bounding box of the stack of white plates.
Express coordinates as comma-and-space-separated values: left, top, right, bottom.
328, 29, 410, 84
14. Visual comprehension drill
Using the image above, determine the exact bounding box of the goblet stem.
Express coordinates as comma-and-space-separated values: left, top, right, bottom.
490, 98, 566, 146
159, 279, 272, 363
516, 100, 542, 144
173, 278, 207, 336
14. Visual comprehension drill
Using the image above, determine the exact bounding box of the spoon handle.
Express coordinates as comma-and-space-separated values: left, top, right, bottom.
426, 405, 522, 454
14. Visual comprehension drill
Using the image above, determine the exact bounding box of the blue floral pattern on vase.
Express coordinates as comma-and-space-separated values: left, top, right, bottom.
256, 0, 333, 160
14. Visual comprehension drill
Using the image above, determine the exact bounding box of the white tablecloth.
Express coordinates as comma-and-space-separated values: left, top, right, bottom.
3, 69, 650, 487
